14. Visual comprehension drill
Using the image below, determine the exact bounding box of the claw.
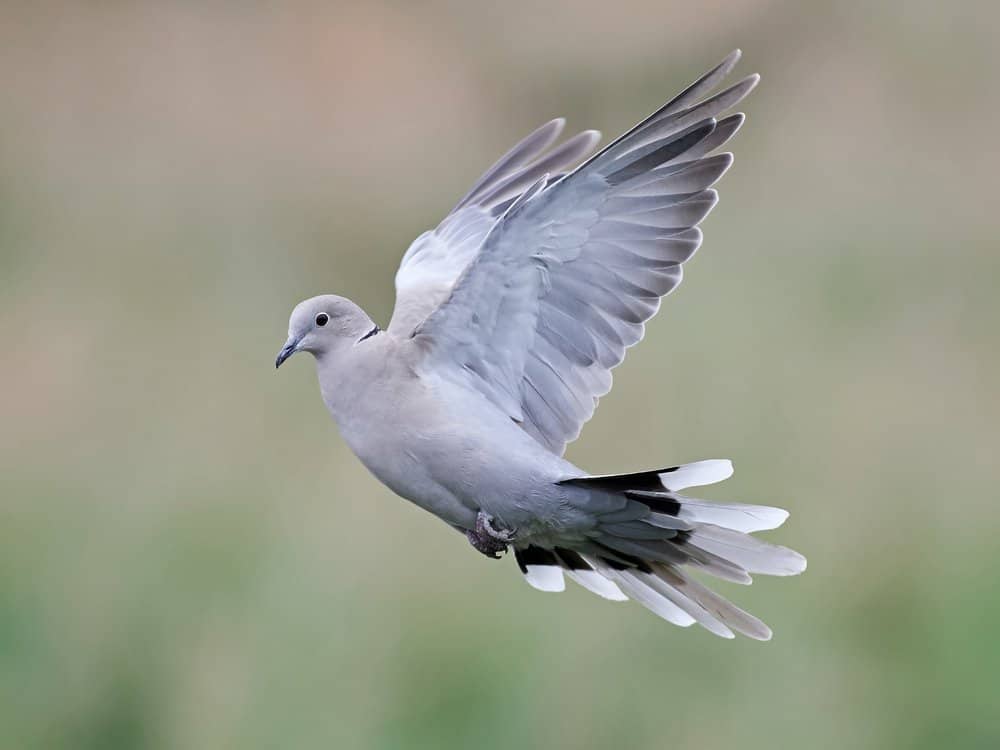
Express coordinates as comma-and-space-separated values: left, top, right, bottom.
466, 511, 516, 558
482, 514, 516, 542
466, 529, 503, 558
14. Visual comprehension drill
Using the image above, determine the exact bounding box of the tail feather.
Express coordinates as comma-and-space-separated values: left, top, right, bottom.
601, 568, 697, 628
515, 546, 630, 600
653, 563, 772, 640
686, 525, 806, 576
638, 568, 736, 639
658, 459, 734, 490
554, 548, 628, 601
567, 458, 733, 494
514, 546, 566, 592
675, 497, 788, 533
512, 458, 805, 639
677, 542, 754, 585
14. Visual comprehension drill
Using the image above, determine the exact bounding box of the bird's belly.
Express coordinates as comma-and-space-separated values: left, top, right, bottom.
335, 399, 481, 529
329, 373, 579, 534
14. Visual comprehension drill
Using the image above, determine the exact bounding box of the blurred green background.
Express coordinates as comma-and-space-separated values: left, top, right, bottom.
2, 2, 998, 748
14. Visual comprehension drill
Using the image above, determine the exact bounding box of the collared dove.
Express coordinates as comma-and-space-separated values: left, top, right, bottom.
276, 50, 805, 639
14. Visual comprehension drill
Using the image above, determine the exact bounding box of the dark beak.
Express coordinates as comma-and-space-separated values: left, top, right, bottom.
275, 337, 301, 369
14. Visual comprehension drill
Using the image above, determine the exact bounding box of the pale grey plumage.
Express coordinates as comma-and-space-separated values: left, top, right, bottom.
405, 60, 757, 454
276, 51, 806, 639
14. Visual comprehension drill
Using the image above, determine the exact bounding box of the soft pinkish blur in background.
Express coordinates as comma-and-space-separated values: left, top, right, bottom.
1, 2, 998, 748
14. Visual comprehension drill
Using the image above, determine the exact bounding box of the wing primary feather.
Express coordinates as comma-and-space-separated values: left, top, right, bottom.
474, 130, 601, 209
565, 50, 744, 178
606, 119, 718, 185
451, 118, 565, 213
659, 49, 743, 117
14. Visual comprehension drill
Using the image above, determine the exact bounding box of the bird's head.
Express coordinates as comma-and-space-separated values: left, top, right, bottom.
275, 294, 376, 368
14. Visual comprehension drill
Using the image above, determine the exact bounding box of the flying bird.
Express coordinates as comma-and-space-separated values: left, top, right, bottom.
276, 50, 805, 639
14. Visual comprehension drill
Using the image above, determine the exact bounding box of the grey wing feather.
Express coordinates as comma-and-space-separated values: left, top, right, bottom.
413, 51, 757, 454
388, 122, 602, 336
451, 118, 566, 214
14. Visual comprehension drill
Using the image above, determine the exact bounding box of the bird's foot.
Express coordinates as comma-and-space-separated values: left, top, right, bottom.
466, 511, 516, 559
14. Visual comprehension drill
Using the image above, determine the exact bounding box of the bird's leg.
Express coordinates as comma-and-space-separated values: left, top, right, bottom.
466, 511, 516, 559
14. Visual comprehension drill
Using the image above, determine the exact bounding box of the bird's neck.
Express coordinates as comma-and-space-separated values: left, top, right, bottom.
314, 336, 383, 429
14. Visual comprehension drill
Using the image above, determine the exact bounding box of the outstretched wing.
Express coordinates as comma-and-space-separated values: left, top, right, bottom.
404, 51, 756, 455
388, 120, 601, 336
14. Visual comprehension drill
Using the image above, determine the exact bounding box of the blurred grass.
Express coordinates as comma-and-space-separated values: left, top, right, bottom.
1, 1, 999, 748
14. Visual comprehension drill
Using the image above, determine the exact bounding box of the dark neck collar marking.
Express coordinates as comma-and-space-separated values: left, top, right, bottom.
358, 324, 380, 343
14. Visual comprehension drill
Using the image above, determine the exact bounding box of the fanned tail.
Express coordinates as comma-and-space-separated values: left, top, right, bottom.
513, 459, 805, 640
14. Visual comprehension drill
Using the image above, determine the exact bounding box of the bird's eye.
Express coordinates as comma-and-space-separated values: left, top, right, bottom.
315, 313, 329, 327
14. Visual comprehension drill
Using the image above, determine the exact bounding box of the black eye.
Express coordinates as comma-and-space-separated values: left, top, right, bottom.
315, 313, 329, 327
